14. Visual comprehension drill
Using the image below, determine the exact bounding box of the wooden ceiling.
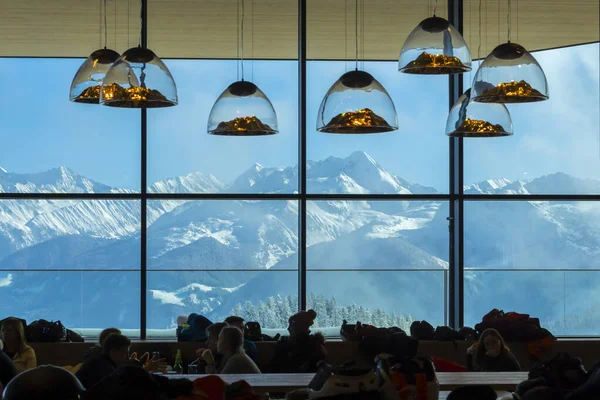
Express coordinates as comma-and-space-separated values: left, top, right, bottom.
0, 0, 597, 60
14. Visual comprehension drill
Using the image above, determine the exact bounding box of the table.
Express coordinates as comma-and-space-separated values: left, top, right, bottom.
171, 372, 527, 394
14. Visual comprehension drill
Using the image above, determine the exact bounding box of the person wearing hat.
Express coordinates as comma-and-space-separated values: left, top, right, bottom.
270, 309, 327, 373
2, 365, 85, 400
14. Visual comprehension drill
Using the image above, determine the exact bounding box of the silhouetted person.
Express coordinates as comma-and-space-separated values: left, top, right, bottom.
0, 339, 17, 390
467, 328, 521, 372
76, 333, 130, 390
198, 326, 261, 374
1, 317, 36, 373
2, 365, 85, 400
224, 316, 259, 363
83, 327, 122, 361
271, 309, 327, 373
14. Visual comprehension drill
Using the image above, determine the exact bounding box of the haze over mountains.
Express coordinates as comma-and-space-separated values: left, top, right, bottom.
1, 152, 599, 334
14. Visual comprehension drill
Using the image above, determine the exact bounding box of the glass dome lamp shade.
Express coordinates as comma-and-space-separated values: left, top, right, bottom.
446, 89, 513, 137
471, 42, 549, 103
317, 70, 398, 134
69, 48, 120, 104
208, 81, 278, 136
100, 47, 178, 108
399, 16, 472, 75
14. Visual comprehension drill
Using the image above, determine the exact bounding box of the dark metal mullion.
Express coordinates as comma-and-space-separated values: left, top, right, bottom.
140, 0, 148, 340
298, 0, 307, 313
448, 0, 464, 330
4, 192, 600, 201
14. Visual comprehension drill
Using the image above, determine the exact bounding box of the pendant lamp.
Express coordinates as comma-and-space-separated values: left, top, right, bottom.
101, 2, 177, 108
207, 0, 278, 136
471, 0, 548, 103
70, 0, 120, 104
398, 1, 471, 74
316, 0, 398, 134
446, 89, 513, 137
445, 0, 513, 137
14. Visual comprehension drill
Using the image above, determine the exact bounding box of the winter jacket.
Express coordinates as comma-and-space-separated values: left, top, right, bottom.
76, 354, 117, 390
467, 350, 521, 372
270, 332, 327, 373
244, 339, 259, 364
206, 351, 261, 374
6, 345, 37, 373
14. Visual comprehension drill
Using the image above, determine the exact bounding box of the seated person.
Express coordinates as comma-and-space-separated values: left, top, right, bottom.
84, 327, 122, 361
192, 322, 228, 373
2, 365, 84, 400
224, 316, 259, 363
467, 328, 521, 372
76, 333, 131, 389
84, 363, 193, 400
198, 326, 261, 374
270, 309, 327, 373
0, 339, 17, 390
0, 317, 36, 373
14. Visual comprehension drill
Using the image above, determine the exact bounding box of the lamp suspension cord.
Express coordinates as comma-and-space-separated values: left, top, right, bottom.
237, 0, 240, 80
361, 0, 364, 70
104, 0, 108, 48
99, 0, 102, 49
478, 0, 482, 61
139, 0, 142, 47
507, 0, 511, 42
354, 0, 358, 70
241, 0, 245, 81
433, 0, 438, 17
114, 0, 117, 50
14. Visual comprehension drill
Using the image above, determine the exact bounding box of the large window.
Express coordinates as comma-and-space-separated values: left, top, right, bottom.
0, 4, 598, 338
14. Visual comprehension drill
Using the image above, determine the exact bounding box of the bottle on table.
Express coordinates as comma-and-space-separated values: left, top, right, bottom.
173, 349, 184, 374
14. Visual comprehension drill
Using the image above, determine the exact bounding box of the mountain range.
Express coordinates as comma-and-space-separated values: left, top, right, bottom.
1, 152, 599, 334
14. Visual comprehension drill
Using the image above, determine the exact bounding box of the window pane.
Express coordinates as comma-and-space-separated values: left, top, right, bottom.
307, 61, 449, 194
465, 201, 600, 335
147, 200, 298, 270
465, 270, 600, 336
464, 44, 600, 194
147, 60, 298, 194
146, 199, 299, 337
306, 200, 448, 331
465, 201, 600, 269
0, 58, 141, 193
0, 271, 140, 334
308, 271, 446, 332
0, 200, 140, 270
147, 271, 297, 336
307, 200, 448, 269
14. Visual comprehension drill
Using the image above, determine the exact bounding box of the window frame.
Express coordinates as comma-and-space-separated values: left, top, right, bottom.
1, 0, 598, 338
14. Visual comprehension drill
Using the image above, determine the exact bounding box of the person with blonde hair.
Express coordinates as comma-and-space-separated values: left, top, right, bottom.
0, 318, 36, 373
197, 326, 261, 374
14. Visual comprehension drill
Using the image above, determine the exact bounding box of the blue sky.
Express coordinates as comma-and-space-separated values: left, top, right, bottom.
0, 43, 598, 192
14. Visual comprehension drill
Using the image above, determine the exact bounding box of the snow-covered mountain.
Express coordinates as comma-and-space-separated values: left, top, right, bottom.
1, 155, 600, 332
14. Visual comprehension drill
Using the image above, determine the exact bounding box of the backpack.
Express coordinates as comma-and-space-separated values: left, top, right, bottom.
307, 360, 379, 400
376, 354, 439, 400
475, 309, 554, 342
65, 329, 85, 343
410, 321, 435, 341
516, 352, 588, 397
244, 321, 262, 342
434, 326, 464, 341
26, 319, 66, 342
